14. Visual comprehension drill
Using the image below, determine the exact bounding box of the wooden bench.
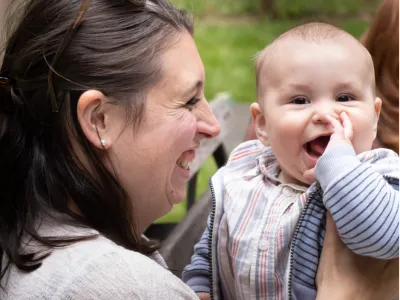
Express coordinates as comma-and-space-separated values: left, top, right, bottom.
145, 93, 250, 276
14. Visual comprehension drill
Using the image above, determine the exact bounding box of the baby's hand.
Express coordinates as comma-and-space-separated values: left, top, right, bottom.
196, 292, 211, 300
303, 112, 353, 183
324, 112, 353, 153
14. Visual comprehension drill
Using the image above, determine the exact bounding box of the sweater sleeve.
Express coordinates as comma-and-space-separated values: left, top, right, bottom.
182, 215, 212, 294
57, 251, 198, 300
315, 144, 399, 259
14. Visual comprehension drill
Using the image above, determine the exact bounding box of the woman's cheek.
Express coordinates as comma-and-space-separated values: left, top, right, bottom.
181, 111, 198, 134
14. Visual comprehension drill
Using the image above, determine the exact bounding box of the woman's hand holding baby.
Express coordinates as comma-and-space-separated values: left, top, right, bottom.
317, 213, 399, 300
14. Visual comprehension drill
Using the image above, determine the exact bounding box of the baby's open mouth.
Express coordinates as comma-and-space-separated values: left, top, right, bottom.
305, 135, 331, 158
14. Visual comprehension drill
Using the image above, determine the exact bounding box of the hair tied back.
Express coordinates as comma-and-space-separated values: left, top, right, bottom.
0, 76, 23, 114
129, 0, 146, 7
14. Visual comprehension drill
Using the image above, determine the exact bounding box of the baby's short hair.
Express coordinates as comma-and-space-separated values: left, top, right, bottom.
254, 22, 365, 97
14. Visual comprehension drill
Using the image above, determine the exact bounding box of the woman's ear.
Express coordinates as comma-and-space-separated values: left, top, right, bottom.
250, 102, 269, 146
77, 90, 112, 149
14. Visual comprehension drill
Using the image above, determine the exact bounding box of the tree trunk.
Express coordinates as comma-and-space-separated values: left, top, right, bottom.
260, 0, 276, 17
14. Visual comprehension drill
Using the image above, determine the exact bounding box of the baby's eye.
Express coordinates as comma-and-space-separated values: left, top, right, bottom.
336, 94, 355, 102
291, 97, 310, 105
185, 97, 200, 111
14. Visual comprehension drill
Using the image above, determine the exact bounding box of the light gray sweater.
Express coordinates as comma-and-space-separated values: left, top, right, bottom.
0, 216, 197, 300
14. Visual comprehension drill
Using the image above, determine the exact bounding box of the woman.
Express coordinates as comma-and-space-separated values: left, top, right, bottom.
0, 1, 218, 298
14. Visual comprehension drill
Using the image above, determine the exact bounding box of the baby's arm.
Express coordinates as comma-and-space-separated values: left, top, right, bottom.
182, 216, 212, 297
315, 113, 399, 259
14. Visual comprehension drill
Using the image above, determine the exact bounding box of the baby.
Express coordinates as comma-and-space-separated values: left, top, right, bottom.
183, 22, 399, 300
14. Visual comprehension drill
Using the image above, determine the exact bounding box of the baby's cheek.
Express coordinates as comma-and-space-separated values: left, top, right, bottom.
351, 119, 376, 153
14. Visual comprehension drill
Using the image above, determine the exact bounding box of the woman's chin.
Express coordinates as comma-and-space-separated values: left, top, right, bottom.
170, 172, 189, 205
172, 189, 187, 205
167, 185, 187, 206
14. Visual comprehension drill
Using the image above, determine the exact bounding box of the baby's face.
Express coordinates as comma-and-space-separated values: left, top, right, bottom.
256, 38, 381, 186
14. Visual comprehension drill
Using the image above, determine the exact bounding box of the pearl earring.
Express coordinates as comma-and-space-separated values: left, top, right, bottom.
100, 139, 107, 147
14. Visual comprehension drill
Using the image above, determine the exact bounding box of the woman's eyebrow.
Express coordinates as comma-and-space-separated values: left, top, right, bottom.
181, 80, 204, 98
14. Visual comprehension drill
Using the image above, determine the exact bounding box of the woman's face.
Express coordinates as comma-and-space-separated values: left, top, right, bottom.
109, 32, 220, 231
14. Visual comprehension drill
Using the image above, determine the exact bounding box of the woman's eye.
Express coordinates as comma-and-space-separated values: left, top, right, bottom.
185, 97, 200, 110
291, 97, 310, 105
337, 94, 355, 102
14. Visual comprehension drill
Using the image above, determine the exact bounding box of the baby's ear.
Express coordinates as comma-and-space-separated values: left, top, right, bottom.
250, 103, 269, 146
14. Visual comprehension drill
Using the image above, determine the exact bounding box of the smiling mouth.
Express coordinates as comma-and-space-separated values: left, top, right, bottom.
177, 160, 190, 170
304, 135, 331, 158
176, 150, 195, 171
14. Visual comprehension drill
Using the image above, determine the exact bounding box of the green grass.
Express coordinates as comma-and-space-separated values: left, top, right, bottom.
156, 18, 370, 224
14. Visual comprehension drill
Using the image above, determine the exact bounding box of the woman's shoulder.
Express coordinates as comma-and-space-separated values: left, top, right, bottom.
50, 234, 156, 269
3, 235, 197, 300
51, 236, 197, 299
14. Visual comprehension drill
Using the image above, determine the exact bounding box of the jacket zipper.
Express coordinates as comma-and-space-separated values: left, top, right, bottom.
287, 189, 320, 300
209, 178, 217, 300
383, 174, 399, 185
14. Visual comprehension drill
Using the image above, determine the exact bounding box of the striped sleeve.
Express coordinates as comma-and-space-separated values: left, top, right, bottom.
182, 216, 212, 293
315, 144, 399, 259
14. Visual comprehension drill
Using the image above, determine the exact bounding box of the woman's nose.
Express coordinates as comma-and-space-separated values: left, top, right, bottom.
196, 100, 221, 139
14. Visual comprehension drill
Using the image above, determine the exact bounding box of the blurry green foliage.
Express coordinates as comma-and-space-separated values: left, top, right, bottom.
172, 0, 260, 16
273, 0, 378, 18
171, 0, 379, 18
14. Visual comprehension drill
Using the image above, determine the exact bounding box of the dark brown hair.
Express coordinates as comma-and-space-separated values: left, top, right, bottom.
361, 0, 399, 153
0, 0, 193, 283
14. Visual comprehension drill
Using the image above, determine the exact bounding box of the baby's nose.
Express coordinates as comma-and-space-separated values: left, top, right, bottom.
312, 103, 340, 124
